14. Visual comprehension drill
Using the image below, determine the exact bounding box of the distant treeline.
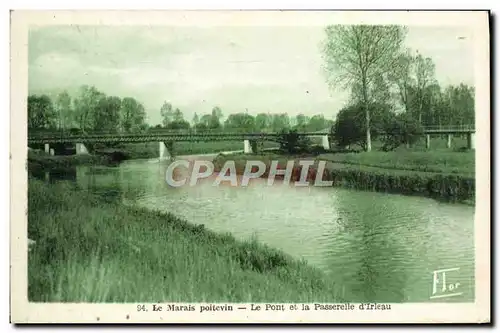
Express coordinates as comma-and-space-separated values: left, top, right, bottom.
27, 85, 334, 135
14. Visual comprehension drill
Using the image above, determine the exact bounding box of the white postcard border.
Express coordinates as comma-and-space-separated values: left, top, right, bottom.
10, 10, 491, 324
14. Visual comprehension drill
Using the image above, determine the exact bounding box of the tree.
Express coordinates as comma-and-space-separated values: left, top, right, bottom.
323, 25, 407, 152
209, 106, 223, 129
306, 114, 330, 132
166, 120, 190, 130
211, 106, 223, 121
381, 112, 423, 151
73, 85, 105, 131
192, 112, 200, 126
270, 113, 290, 132
332, 102, 393, 150
413, 53, 437, 123
54, 91, 73, 129
173, 108, 184, 122
294, 114, 310, 130
255, 113, 271, 131
27, 94, 57, 130
387, 49, 414, 113
121, 97, 146, 133
160, 102, 174, 127
199, 114, 212, 126
277, 128, 312, 153
194, 122, 208, 131
93, 96, 121, 132
224, 113, 256, 132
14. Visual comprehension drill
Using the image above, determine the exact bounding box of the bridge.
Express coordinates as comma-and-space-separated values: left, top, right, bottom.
28, 124, 475, 158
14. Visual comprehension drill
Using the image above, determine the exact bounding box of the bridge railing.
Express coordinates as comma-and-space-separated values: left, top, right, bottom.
28, 124, 475, 139
28, 128, 272, 137
421, 125, 475, 131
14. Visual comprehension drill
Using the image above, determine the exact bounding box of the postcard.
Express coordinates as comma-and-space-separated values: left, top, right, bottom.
10, 10, 490, 324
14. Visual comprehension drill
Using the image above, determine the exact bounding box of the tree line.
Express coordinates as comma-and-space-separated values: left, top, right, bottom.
159, 102, 334, 133
323, 25, 475, 151
28, 85, 147, 133
28, 86, 334, 134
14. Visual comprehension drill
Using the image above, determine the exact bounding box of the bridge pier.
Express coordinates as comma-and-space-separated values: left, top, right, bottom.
446, 134, 452, 149
49, 148, 55, 156
467, 133, 475, 150
322, 135, 330, 150
249, 140, 259, 153
243, 140, 253, 154
159, 141, 172, 160
75, 143, 89, 155
425, 134, 431, 149
44, 143, 50, 154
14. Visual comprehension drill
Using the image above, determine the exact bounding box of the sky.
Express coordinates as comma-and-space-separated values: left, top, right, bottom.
28, 25, 474, 126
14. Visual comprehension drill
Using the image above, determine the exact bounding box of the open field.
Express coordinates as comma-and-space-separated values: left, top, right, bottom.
28, 179, 343, 302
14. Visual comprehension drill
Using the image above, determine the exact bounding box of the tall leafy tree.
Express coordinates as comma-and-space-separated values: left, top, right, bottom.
73, 85, 105, 131
121, 97, 146, 133
93, 96, 122, 132
255, 113, 271, 131
27, 94, 57, 130
295, 114, 310, 130
332, 102, 394, 150
160, 102, 174, 127
209, 106, 223, 129
192, 112, 200, 126
173, 108, 184, 122
306, 114, 330, 132
323, 25, 407, 151
224, 113, 256, 132
54, 91, 73, 129
270, 113, 290, 132
413, 53, 437, 123
387, 49, 414, 113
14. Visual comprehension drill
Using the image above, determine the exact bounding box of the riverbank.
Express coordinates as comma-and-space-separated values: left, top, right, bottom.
28, 150, 115, 172
28, 178, 343, 302
27, 140, 281, 170
212, 151, 475, 204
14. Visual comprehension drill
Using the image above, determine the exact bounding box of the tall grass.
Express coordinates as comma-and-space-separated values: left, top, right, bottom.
28, 178, 342, 302
325, 162, 475, 203
318, 151, 475, 176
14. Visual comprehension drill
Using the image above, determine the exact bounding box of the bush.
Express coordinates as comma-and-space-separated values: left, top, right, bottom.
277, 129, 312, 153
332, 102, 394, 151
381, 113, 423, 151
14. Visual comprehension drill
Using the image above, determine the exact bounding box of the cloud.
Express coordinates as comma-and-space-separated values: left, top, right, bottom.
28, 25, 474, 125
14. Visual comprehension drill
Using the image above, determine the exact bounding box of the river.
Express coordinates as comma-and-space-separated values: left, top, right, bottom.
49, 153, 475, 303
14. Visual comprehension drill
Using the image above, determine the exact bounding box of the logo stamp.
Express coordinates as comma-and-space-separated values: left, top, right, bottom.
430, 268, 463, 299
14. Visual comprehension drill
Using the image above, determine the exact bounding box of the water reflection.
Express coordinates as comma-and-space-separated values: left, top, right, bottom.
38, 157, 475, 302
32, 168, 77, 183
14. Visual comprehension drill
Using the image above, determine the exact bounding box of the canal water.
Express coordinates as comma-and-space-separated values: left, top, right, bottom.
58, 154, 474, 303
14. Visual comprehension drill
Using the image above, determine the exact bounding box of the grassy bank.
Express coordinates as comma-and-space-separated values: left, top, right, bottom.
318, 150, 475, 176
213, 151, 475, 204
28, 178, 342, 302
